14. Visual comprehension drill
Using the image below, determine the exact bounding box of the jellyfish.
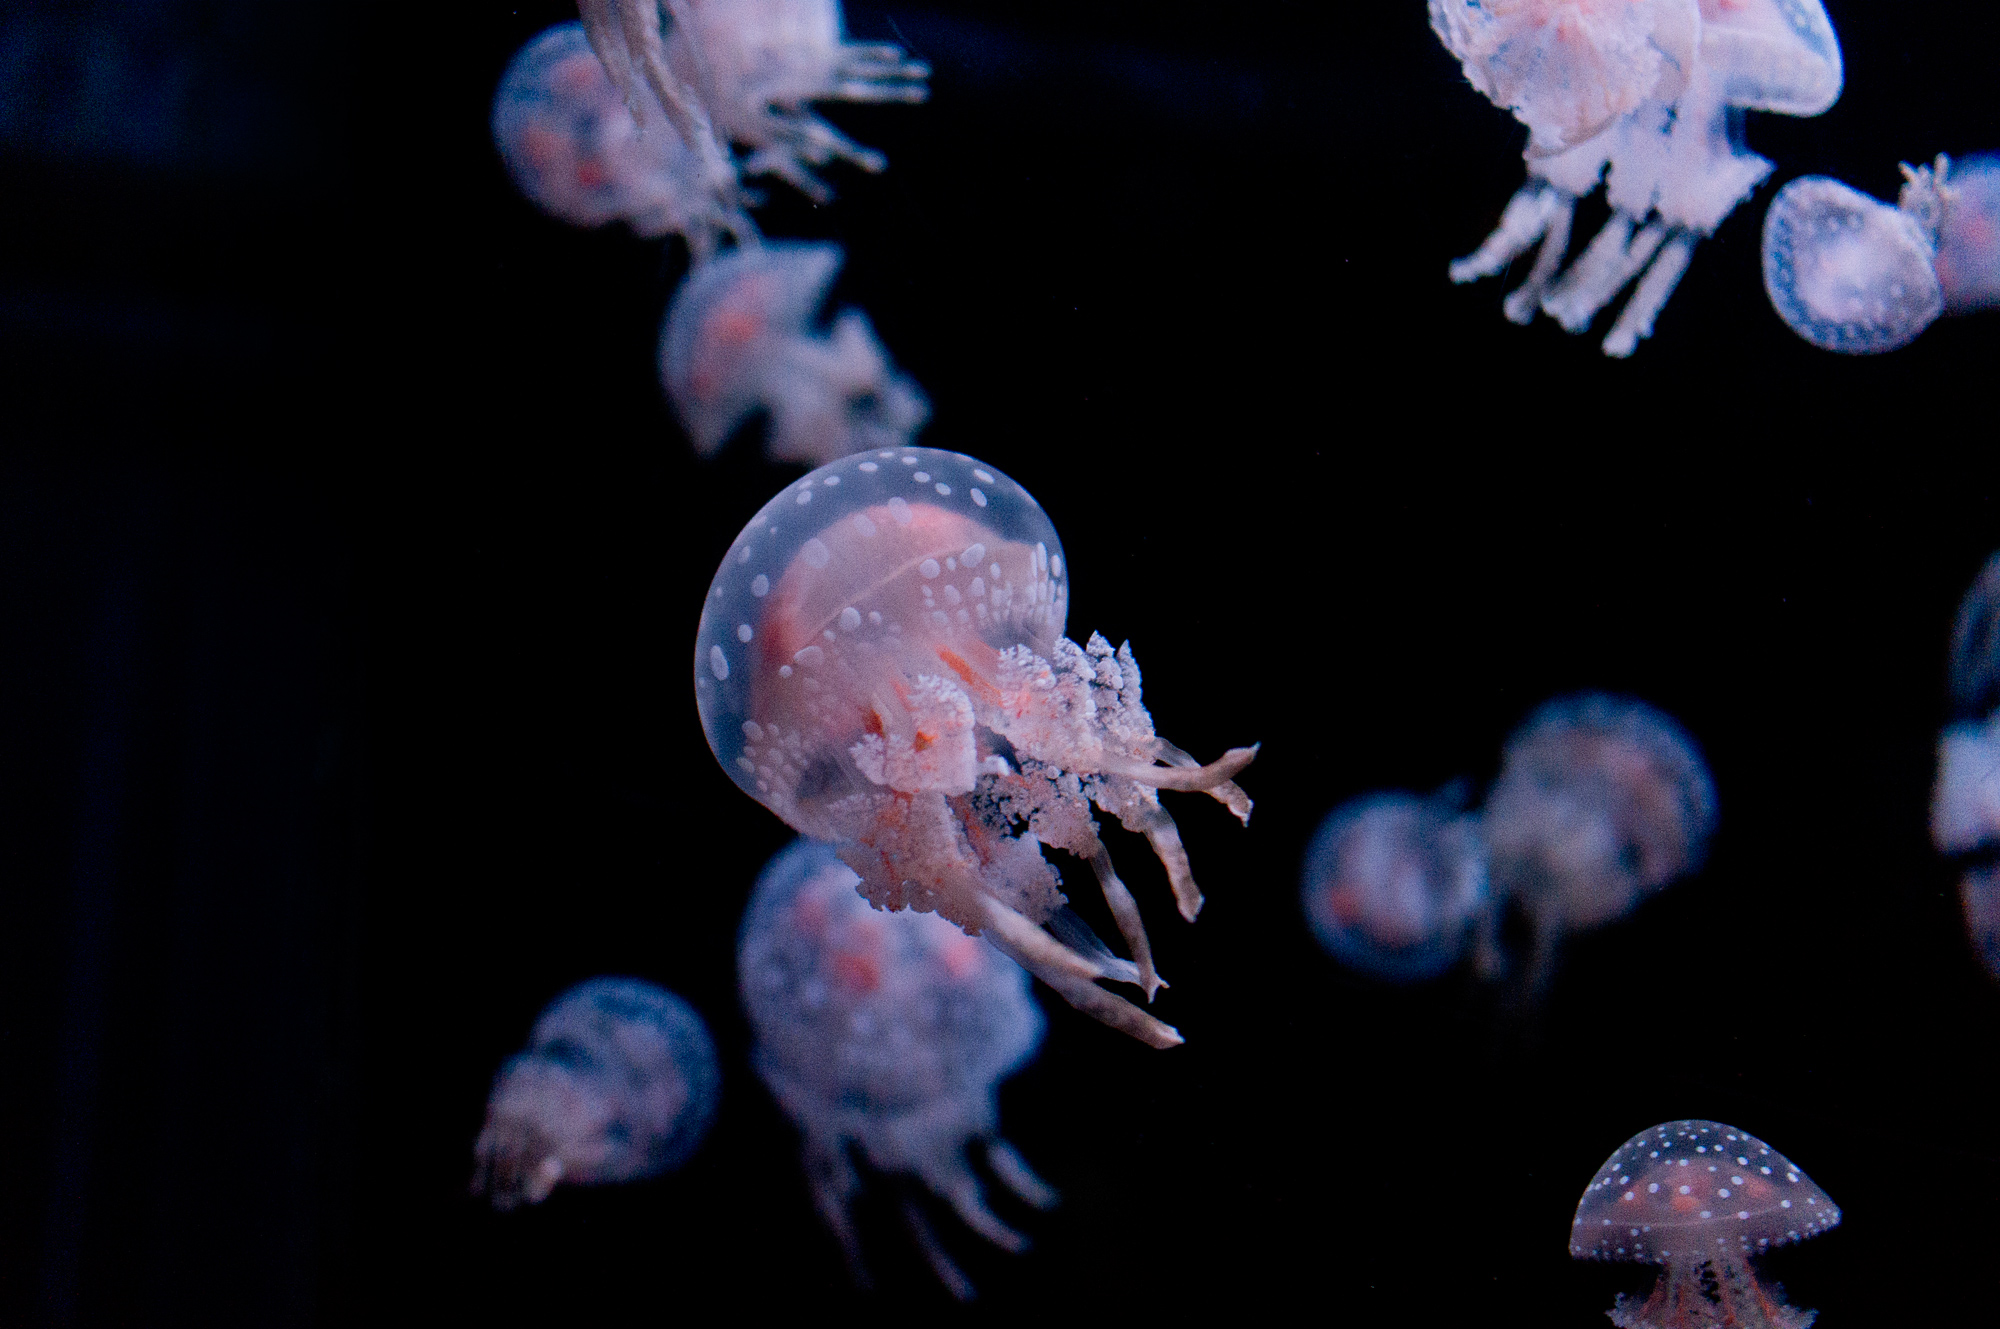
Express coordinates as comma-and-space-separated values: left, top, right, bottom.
470, 977, 720, 1210
1962, 863, 2000, 982
1763, 155, 2000, 353
660, 242, 929, 464
1948, 551, 2000, 722
1300, 791, 1489, 981
577, 0, 739, 186
694, 447, 1257, 1048
663, 0, 930, 203
1483, 693, 1715, 983
740, 839, 1054, 1297
1572, 1120, 1839, 1328
1931, 712, 2000, 855
1433, 0, 1844, 356
494, 22, 752, 256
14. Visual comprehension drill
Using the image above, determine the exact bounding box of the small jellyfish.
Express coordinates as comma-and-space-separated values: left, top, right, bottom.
740, 839, 1055, 1298
493, 22, 751, 256
470, 977, 719, 1210
1931, 712, 2000, 855
1300, 791, 1488, 981
659, 242, 929, 465
1434, 0, 1844, 355
1763, 155, 2000, 353
1483, 694, 1715, 978
694, 447, 1257, 1048
1571, 1120, 1839, 1328
665, 0, 930, 202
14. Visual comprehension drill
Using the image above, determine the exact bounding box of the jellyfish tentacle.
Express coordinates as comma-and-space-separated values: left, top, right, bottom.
1502, 196, 1576, 325
914, 1153, 1029, 1254
1079, 837, 1163, 999
1450, 183, 1570, 285
804, 1134, 871, 1287
976, 897, 1183, 1048
1154, 739, 1255, 822
1098, 743, 1258, 795
1542, 214, 1668, 332
1602, 230, 1695, 356
985, 1138, 1058, 1210
899, 1198, 977, 1301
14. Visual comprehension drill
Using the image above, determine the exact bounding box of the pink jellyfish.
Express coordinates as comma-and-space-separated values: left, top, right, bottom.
470, 978, 719, 1210
694, 447, 1257, 1048
1572, 1120, 1839, 1328
659, 243, 929, 464
494, 22, 751, 256
1432, 0, 1844, 355
740, 839, 1054, 1297
664, 0, 930, 202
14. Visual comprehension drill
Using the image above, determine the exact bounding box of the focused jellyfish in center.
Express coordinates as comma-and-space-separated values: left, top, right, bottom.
1571, 1120, 1839, 1328
1300, 790, 1489, 981
659, 242, 929, 465
695, 447, 1258, 1048
1484, 693, 1716, 984
1763, 154, 2000, 353
1432, 0, 1843, 356
741, 839, 1055, 1298
471, 977, 720, 1210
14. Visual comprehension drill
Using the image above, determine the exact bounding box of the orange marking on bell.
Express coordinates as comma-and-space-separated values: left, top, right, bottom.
934, 647, 1002, 704
913, 731, 933, 752
833, 949, 882, 994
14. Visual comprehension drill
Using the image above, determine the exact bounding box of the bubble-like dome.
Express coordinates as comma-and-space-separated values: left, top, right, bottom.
1762, 175, 1945, 354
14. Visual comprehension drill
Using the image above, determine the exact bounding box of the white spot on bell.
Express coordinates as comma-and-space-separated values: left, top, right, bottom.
802, 538, 831, 568
920, 558, 941, 578
970, 488, 986, 507
751, 574, 770, 597
737, 624, 754, 642
709, 646, 729, 680
839, 607, 862, 630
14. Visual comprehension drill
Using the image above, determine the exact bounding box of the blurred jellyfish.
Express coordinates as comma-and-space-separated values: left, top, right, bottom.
695, 447, 1257, 1048
1949, 551, 2000, 722
1934, 554, 2000, 980
1300, 791, 1488, 981
741, 838, 1055, 1298
493, 22, 752, 256
1763, 155, 2000, 353
1433, 0, 1843, 356
665, 0, 930, 202
578, 0, 739, 183
1484, 694, 1715, 981
1571, 1120, 1839, 1328
471, 977, 719, 1210
1932, 713, 2000, 855
1962, 864, 2000, 981
660, 242, 929, 464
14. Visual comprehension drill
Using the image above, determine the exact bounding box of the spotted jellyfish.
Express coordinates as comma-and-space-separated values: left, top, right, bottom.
660, 242, 928, 465
1300, 791, 1489, 981
694, 447, 1257, 1048
1763, 155, 2000, 353
496, 21, 750, 255
663, 0, 930, 203
741, 839, 1055, 1297
1484, 693, 1715, 984
1572, 1120, 1839, 1328
1432, 0, 1843, 356
470, 977, 719, 1210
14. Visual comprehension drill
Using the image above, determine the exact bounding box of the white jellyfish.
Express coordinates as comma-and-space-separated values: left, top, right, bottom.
694, 447, 1257, 1048
741, 839, 1056, 1298
1433, 0, 1843, 355
1764, 154, 2000, 353
659, 242, 929, 465
1300, 791, 1489, 981
664, 0, 930, 202
471, 977, 720, 1210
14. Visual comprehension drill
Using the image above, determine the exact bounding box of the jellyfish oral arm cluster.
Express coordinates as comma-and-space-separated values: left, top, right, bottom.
699, 449, 1256, 1048
1433, 0, 1843, 356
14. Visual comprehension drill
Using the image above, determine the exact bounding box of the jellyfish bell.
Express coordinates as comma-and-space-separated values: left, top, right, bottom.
1300, 792, 1489, 982
1931, 714, 2000, 855
1572, 1120, 1839, 1328
696, 447, 1257, 1048
1761, 175, 1945, 354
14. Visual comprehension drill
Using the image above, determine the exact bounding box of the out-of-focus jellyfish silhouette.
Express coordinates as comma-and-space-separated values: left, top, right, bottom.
741, 839, 1055, 1298
660, 242, 929, 465
1300, 791, 1488, 981
578, 1, 737, 181
1933, 553, 2000, 979
1962, 864, 2000, 982
1572, 1120, 1839, 1328
1932, 713, 2000, 855
1949, 550, 2000, 721
665, 0, 930, 203
694, 447, 1257, 1048
1432, 0, 1843, 356
1484, 694, 1715, 985
1763, 155, 2000, 353
494, 22, 751, 256
471, 977, 720, 1210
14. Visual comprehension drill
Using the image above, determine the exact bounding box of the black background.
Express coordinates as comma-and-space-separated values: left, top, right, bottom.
2, 1, 1997, 1323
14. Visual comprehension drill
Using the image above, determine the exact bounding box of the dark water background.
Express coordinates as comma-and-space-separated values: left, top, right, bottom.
2, 1, 1996, 1322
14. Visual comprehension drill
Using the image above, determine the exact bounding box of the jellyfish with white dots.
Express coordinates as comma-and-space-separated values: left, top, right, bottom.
1483, 694, 1716, 983
1763, 155, 2000, 353
694, 447, 1258, 1049
1432, 0, 1843, 356
470, 977, 720, 1210
1571, 1120, 1840, 1328
740, 838, 1055, 1298
494, 22, 752, 256
663, 0, 930, 203
660, 242, 929, 465
1300, 791, 1489, 981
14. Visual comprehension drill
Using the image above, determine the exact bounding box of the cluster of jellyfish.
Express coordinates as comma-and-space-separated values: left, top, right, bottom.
492, 2, 932, 466
1932, 551, 2000, 979
1300, 692, 1716, 994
